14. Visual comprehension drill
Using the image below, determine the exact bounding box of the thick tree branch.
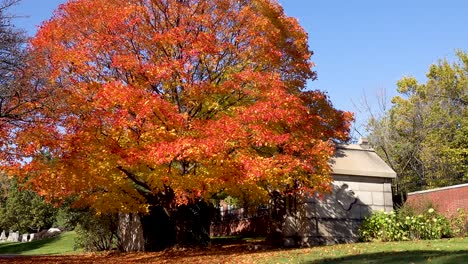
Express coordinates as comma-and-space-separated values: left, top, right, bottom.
116, 166, 153, 196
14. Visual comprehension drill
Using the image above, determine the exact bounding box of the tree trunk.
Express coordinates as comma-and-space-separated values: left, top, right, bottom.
174, 201, 213, 247
118, 200, 213, 252
117, 213, 145, 252
266, 191, 287, 246
141, 205, 176, 251
118, 205, 176, 252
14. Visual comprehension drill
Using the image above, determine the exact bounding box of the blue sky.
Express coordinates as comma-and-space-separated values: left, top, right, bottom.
11, 0, 468, 136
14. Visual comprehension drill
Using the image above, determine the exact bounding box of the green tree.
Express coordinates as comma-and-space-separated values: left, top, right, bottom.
0, 178, 57, 233
368, 51, 468, 193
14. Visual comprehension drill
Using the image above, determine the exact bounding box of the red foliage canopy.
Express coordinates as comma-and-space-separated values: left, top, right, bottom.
5, 0, 352, 213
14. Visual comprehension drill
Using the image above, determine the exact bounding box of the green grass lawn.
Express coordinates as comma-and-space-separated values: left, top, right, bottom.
263, 237, 468, 264
0, 231, 81, 255
0, 232, 466, 264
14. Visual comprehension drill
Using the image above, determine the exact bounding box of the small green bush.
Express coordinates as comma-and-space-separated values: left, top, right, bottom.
74, 212, 118, 251
449, 208, 467, 237
53, 201, 89, 231
360, 207, 452, 242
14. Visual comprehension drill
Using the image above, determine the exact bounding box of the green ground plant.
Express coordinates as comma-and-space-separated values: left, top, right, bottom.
450, 208, 467, 237
74, 212, 118, 252
360, 207, 452, 242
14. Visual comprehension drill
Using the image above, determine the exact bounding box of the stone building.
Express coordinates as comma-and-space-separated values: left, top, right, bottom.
283, 142, 397, 246
211, 141, 397, 246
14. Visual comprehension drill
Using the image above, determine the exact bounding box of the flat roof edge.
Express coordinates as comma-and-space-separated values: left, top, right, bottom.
332, 168, 397, 179
336, 144, 376, 152
408, 183, 468, 196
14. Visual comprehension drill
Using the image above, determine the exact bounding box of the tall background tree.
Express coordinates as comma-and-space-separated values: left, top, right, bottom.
0, 0, 60, 237
0, 0, 26, 164
0, 0, 47, 166
7, 0, 352, 250
0, 177, 57, 233
368, 51, 468, 195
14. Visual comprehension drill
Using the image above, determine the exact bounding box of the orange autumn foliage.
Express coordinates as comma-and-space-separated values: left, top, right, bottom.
7, 0, 352, 213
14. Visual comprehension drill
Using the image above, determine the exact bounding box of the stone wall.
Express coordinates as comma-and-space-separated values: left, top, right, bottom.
333, 175, 393, 212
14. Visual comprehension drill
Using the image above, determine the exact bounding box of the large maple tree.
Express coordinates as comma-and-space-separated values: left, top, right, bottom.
8, 0, 352, 216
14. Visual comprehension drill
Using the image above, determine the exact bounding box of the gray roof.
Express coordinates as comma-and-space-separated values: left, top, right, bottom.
331, 144, 397, 178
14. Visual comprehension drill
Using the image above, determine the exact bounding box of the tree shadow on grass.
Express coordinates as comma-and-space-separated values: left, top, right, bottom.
2, 238, 467, 264
0, 239, 288, 263
0, 235, 62, 255
157, 236, 280, 257
304, 250, 468, 264
106, 237, 288, 262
